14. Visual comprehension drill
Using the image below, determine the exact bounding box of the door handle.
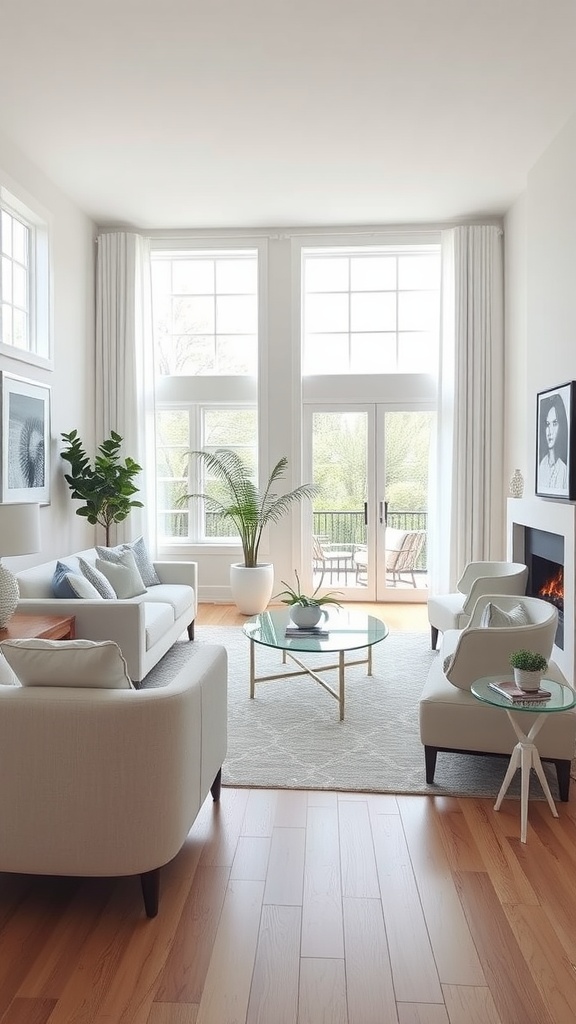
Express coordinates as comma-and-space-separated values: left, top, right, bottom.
364, 501, 368, 526
379, 501, 388, 525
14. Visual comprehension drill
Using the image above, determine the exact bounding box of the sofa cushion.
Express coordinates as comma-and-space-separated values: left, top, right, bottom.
139, 583, 194, 618
480, 601, 530, 628
0, 638, 133, 689
96, 550, 147, 600
96, 536, 161, 587
79, 557, 116, 599
144, 602, 175, 650
52, 561, 102, 600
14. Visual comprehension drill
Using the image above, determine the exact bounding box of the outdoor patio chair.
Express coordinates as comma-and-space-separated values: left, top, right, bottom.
353, 527, 426, 587
313, 535, 354, 584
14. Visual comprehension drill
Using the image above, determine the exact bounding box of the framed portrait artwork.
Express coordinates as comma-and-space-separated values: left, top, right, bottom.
535, 381, 576, 500
0, 372, 51, 504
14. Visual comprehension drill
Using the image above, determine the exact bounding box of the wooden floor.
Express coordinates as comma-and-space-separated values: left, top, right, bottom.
2, 603, 576, 1024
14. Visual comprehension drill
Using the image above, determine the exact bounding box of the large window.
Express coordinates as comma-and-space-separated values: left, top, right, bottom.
0, 185, 51, 366
302, 245, 440, 375
151, 246, 259, 545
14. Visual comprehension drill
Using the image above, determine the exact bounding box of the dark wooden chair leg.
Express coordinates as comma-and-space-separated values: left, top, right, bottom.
210, 767, 222, 802
187, 620, 195, 641
555, 759, 571, 802
424, 746, 438, 784
430, 625, 439, 650
140, 867, 160, 918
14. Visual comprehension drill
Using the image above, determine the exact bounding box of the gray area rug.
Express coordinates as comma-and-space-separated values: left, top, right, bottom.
143, 627, 565, 799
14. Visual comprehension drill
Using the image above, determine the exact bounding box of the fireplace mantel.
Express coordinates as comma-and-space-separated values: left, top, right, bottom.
507, 497, 576, 684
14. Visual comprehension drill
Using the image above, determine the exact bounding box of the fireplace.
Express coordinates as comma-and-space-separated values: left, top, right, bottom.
507, 497, 576, 684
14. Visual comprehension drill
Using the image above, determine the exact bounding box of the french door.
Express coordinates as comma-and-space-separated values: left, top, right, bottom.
304, 405, 433, 602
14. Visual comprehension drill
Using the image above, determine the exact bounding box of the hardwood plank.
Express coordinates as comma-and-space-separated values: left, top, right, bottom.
366, 792, 400, 815
301, 805, 344, 958
338, 799, 380, 898
230, 837, 271, 881
273, 790, 308, 827
371, 812, 443, 1003
502, 903, 576, 1024
147, 1003, 198, 1023
458, 799, 539, 906
155, 866, 230, 1004
307, 791, 338, 807
342, 896, 398, 1024
432, 797, 485, 872
195, 880, 265, 1024
241, 790, 278, 837
454, 870, 556, 1024
298, 958, 347, 1024
509, 831, 576, 963
397, 796, 485, 986
246, 905, 300, 1024
442, 984, 502, 1024
263, 828, 306, 906
198, 787, 250, 867
0, 997, 56, 1024
397, 1004, 449, 1024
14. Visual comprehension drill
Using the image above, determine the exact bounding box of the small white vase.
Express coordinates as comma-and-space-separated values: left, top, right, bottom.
290, 604, 324, 628
509, 469, 524, 498
513, 667, 543, 692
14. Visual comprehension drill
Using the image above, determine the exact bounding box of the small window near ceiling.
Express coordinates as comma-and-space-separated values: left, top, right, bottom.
0, 186, 52, 367
151, 249, 258, 376
302, 246, 440, 375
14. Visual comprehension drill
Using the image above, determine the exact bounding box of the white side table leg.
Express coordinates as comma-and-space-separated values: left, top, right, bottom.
494, 744, 521, 810
520, 743, 532, 843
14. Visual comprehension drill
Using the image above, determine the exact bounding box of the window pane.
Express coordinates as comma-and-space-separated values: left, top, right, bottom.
216, 294, 257, 334
306, 293, 349, 333
12, 218, 28, 265
172, 259, 214, 294
304, 333, 349, 374
398, 255, 440, 289
216, 258, 257, 293
305, 257, 349, 292
12, 308, 27, 347
351, 292, 396, 332
1, 212, 11, 256
398, 332, 437, 373
350, 256, 396, 290
204, 408, 257, 449
1, 256, 12, 300
217, 335, 257, 374
350, 333, 396, 373
172, 296, 214, 334
1, 303, 12, 344
12, 263, 27, 309
398, 290, 439, 332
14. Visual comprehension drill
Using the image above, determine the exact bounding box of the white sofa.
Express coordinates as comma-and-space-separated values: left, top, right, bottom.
420, 594, 576, 800
15, 549, 197, 683
0, 642, 227, 917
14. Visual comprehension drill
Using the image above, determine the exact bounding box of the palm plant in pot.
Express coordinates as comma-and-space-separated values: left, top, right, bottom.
181, 449, 317, 614
509, 649, 548, 692
274, 571, 343, 628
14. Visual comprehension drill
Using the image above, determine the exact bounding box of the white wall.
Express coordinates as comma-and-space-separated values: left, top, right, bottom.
0, 131, 97, 568
504, 112, 576, 495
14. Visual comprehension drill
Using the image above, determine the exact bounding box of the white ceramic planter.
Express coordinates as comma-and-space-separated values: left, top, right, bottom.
230, 563, 274, 615
290, 604, 324, 628
513, 667, 543, 692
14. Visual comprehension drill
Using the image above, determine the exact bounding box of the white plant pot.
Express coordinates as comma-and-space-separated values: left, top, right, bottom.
513, 667, 543, 692
290, 604, 324, 628
230, 563, 274, 615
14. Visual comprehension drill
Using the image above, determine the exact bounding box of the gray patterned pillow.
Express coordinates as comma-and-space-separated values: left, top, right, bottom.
96, 536, 160, 587
78, 557, 116, 599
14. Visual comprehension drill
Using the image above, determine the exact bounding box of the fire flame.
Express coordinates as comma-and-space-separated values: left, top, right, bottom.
539, 567, 564, 607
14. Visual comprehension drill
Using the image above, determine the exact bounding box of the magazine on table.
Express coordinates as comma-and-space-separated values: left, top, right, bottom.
488, 680, 551, 702
285, 626, 329, 638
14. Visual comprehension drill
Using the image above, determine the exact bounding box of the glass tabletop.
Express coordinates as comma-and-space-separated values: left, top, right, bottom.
471, 675, 576, 713
243, 606, 389, 654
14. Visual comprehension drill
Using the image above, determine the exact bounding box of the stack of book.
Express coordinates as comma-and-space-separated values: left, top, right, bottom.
488, 680, 551, 703
285, 625, 329, 638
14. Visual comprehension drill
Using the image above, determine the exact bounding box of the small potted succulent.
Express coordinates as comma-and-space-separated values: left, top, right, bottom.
509, 649, 548, 692
273, 571, 343, 628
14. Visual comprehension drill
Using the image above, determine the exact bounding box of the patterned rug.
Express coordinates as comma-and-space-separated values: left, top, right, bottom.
143, 626, 564, 799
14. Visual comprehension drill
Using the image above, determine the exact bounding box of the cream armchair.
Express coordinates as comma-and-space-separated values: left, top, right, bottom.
427, 560, 528, 649
0, 644, 227, 917
420, 595, 576, 799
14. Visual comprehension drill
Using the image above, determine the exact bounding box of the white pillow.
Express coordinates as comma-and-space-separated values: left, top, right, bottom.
95, 549, 147, 599
0, 638, 133, 689
65, 573, 103, 600
96, 537, 161, 587
480, 602, 530, 628
78, 557, 116, 599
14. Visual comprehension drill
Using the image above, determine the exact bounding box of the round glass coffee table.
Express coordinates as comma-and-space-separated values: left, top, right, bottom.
243, 607, 388, 720
471, 675, 576, 843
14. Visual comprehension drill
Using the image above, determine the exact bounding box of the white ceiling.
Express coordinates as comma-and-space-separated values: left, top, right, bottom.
1, 0, 576, 230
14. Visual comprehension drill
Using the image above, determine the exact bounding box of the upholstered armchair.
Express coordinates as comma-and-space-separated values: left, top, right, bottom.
420, 594, 576, 799
427, 560, 529, 649
0, 641, 228, 917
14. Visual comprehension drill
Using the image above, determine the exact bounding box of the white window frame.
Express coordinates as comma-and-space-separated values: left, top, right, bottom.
0, 182, 53, 369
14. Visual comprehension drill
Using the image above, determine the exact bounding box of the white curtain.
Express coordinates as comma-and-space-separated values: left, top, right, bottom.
430, 224, 504, 593
95, 232, 156, 548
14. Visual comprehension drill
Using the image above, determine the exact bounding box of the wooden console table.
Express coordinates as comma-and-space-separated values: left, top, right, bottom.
0, 613, 76, 642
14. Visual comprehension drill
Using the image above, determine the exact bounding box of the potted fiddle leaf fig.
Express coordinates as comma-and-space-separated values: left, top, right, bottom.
181, 449, 317, 614
60, 430, 143, 545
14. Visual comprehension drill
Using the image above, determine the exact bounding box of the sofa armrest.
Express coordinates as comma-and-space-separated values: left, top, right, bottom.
16, 598, 145, 672
154, 560, 198, 592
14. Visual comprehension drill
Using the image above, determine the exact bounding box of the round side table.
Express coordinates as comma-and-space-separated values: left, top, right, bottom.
471, 675, 576, 843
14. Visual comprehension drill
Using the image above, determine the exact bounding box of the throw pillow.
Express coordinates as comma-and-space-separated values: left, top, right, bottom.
95, 549, 147, 599
480, 601, 530, 628
96, 536, 160, 587
0, 638, 133, 688
442, 655, 454, 674
78, 557, 116, 600
51, 561, 103, 600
